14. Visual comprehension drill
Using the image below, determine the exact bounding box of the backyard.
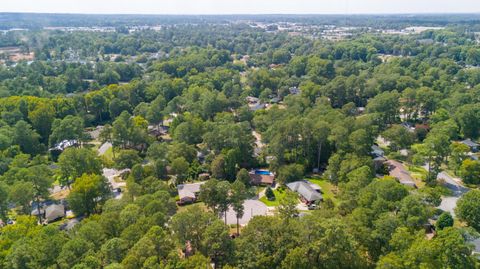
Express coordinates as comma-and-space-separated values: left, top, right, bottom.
305, 178, 338, 204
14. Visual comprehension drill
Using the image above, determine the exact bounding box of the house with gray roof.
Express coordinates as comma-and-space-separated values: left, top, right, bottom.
461, 139, 479, 152
371, 145, 385, 157
177, 182, 205, 205
45, 204, 65, 223
286, 181, 323, 205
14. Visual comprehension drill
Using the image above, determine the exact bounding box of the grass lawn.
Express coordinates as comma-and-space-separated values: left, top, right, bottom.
406, 165, 427, 188
176, 202, 208, 213
306, 178, 338, 204
259, 187, 288, 206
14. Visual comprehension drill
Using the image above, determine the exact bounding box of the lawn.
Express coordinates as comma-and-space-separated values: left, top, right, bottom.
406, 165, 427, 188
259, 187, 288, 206
176, 202, 208, 213
306, 178, 338, 204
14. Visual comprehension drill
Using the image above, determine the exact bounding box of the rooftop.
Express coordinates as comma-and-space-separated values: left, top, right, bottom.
177, 182, 205, 200
286, 181, 322, 202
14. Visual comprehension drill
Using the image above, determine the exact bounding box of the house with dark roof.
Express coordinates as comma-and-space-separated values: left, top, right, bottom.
286, 181, 323, 205
177, 182, 205, 205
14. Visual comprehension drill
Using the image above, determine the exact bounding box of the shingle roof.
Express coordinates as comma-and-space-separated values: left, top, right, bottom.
250, 173, 274, 185
177, 182, 205, 200
461, 139, 479, 148
286, 181, 322, 202
45, 204, 65, 222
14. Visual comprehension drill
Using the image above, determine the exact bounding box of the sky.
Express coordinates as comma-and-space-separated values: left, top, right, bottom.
1, 0, 480, 15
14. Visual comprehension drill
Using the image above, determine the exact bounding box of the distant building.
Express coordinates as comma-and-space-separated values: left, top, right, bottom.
289, 87, 301, 95
246, 96, 265, 111
177, 182, 205, 205
49, 139, 78, 152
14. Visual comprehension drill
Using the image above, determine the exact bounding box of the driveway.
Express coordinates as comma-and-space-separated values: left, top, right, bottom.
436, 171, 469, 216
221, 199, 269, 225
102, 168, 128, 189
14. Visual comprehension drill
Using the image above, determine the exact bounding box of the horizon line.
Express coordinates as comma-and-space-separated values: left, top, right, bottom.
2, 11, 480, 16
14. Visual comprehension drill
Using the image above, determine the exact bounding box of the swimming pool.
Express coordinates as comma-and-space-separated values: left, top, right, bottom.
255, 170, 271, 175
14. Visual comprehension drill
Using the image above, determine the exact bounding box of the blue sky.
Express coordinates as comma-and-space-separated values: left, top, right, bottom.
1, 0, 480, 14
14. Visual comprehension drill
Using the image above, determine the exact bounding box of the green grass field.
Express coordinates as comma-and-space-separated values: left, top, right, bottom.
259, 187, 288, 206
306, 178, 338, 204
176, 202, 208, 213
406, 164, 427, 188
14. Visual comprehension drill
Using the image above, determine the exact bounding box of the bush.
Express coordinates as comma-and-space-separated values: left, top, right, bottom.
265, 187, 275, 201
436, 212, 454, 230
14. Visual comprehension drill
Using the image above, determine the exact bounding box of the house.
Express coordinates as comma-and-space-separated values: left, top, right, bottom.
461, 139, 479, 152
270, 97, 281, 104
373, 156, 387, 171
49, 139, 79, 161
286, 181, 323, 205
400, 122, 415, 133
249, 170, 275, 186
386, 160, 417, 188
198, 173, 210, 180
371, 145, 385, 157
246, 96, 266, 111
49, 139, 78, 152
177, 182, 205, 205
45, 204, 66, 223
470, 238, 480, 256
289, 87, 301, 95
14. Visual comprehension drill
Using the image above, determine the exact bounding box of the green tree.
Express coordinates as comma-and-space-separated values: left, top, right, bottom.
277, 164, 304, 184
49, 115, 85, 147
58, 147, 102, 188
460, 159, 480, 185
170, 205, 216, 252
277, 191, 299, 220
236, 168, 251, 186
171, 157, 189, 184
28, 102, 56, 142
456, 190, 480, 231
449, 142, 470, 174
230, 180, 247, 234
202, 220, 234, 268
67, 174, 111, 216
13, 120, 42, 155
382, 124, 415, 151
436, 212, 454, 230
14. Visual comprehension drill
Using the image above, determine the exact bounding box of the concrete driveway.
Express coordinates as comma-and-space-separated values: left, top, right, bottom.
436, 171, 469, 216
222, 199, 268, 225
